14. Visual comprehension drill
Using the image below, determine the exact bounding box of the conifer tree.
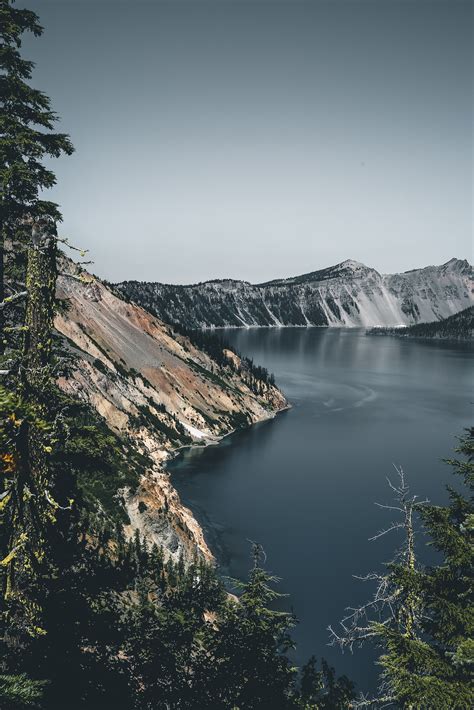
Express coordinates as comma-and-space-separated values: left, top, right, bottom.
0, 0, 73, 343
0, 0, 74, 648
197, 543, 299, 709
330, 431, 474, 708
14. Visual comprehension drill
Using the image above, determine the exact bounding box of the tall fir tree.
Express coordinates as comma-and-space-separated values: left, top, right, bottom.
0, 0, 73, 347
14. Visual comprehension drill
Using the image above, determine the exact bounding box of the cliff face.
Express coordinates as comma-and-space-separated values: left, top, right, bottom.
116, 258, 474, 329
55, 263, 287, 562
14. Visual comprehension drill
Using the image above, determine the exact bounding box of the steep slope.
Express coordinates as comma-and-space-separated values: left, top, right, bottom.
116, 258, 473, 329
368, 305, 474, 341
55, 262, 287, 562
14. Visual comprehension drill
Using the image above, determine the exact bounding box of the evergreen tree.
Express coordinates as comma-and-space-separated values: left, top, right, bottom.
0, 673, 46, 709
331, 430, 474, 708
196, 543, 299, 709
0, 0, 73, 328
299, 656, 354, 709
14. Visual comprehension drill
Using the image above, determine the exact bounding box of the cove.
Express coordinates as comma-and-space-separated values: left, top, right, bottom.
169, 328, 473, 693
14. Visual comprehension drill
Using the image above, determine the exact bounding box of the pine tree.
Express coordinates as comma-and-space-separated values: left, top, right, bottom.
0, 0, 73, 346
391, 429, 474, 708
198, 543, 299, 709
330, 431, 474, 708
299, 656, 354, 709
0, 0, 74, 658
0, 672, 46, 709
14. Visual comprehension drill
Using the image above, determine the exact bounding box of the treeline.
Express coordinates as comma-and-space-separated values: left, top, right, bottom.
368, 305, 474, 341
173, 323, 276, 394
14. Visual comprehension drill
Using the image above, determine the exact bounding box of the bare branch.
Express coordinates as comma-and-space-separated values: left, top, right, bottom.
369, 521, 404, 541
56, 236, 89, 256
0, 291, 28, 310
329, 466, 424, 705
374, 502, 403, 513
58, 272, 93, 284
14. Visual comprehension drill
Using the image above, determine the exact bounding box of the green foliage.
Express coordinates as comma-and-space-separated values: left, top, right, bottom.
204, 573, 299, 708
166, 323, 277, 392
333, 428, 474, 708
0, 0, 74, 227
0, 674, 47, 709
52, 396, 151, 524
299, 657, 354, 709
368, 305, 474, 341
130, 402, 192, 446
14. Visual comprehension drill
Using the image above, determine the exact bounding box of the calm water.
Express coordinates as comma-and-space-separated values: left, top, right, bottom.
169, 328, 473, 693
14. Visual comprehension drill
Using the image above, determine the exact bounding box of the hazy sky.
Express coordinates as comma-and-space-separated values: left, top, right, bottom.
24, 0, 472, 283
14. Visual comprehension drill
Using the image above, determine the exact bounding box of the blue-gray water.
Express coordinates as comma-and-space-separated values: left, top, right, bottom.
169, 328, 473, 694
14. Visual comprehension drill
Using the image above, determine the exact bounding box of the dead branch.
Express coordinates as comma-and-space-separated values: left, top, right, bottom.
328, 466, 427, 705
58, 272, 93, 284
0, 291, 28, 310
56, 236, 89, 256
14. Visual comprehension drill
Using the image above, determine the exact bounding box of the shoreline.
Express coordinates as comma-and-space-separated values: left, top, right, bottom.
126, 396, 291, 566
164, 400, 291, 562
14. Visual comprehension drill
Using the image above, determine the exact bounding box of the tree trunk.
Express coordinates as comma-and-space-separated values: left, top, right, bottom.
23, 231, 57, 384
20, 225, 57, 569
0, 228, 4, 355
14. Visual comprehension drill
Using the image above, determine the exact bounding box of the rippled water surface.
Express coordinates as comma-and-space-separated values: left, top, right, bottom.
169, 328, 473, 693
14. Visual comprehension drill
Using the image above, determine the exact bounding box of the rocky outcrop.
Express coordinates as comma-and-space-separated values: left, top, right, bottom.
55, 261, 287, 562
116, 258, 474, 329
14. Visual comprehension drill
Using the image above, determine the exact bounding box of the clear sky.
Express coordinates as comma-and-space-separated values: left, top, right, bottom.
23, 0, 472, 284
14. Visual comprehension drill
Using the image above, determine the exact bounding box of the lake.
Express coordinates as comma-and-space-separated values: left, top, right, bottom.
169, 328, 473, 694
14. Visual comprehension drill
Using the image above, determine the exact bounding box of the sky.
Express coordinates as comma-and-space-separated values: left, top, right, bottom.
23, 0, 473, 284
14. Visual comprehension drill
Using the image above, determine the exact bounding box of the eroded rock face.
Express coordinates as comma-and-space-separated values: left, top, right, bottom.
55, 261, 287, 562
117, 258, 474, 329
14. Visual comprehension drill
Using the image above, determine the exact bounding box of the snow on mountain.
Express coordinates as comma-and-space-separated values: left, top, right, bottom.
116, 259, 474, 329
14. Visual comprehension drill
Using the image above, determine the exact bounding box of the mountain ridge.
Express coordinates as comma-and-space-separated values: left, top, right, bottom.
116, 258, 473, 329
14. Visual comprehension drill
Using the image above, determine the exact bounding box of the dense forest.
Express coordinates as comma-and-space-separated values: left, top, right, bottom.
368, 306, 474, 341
1, 2, 473, 708
172, 324, 276, 395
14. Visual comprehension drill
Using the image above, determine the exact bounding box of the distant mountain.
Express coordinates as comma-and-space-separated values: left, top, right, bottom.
368, 305, 474, 341
116, 258, 473, 329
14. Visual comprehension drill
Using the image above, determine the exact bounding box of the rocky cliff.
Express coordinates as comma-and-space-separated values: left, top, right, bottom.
116, 258, 474, 329
55, 261, 287, 562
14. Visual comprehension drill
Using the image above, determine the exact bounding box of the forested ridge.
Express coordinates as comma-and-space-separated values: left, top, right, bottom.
368, 306, 474, 341
1, 2, 473, 708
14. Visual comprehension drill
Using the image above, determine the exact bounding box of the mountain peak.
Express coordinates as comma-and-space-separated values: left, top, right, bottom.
337, 259, 368, 270
442, 257, 471, 271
